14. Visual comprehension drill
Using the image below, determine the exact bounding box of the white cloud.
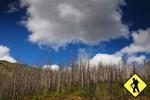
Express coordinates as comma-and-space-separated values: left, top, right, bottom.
77, 28, 150, 66
114, 28, 150, 65
43, 64, 59, 70
0, 45, 17, 63
116, 28, 150, 56
127, 55, 145, 65
132, 29, 150, 52
116, 44, 145, 56
58, 3, 82, 22
90, 54, 122, 66
21, 0, 129, 50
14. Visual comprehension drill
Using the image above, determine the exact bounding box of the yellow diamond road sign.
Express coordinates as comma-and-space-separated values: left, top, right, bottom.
124, 74, 147, 97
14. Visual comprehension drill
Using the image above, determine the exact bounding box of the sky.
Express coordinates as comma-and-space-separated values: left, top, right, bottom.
0, 0, 150, 67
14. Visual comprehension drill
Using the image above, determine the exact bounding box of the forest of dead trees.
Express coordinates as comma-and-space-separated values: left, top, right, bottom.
0, 60, 150, 99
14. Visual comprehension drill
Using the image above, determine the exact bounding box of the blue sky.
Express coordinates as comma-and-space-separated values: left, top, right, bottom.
0, 0, 150, 66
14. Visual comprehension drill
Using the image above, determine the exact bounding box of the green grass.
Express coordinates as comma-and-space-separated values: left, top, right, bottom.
22, 82, 150, 100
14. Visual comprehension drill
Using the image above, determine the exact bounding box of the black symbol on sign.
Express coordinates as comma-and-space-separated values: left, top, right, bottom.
130, 78, 140, 93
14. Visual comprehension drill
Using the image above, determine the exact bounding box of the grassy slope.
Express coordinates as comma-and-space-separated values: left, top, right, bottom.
0, 61, 150, 100
0, 60, 31, 71
25, 82, 150, 100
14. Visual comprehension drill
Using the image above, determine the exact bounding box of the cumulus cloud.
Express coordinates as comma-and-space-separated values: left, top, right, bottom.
89, 53, 145, 66
90, 54, 122, 66
114, 28, 150, 64
0, 45, 17, 63
127, 55, 145, 65
43, 64, 60, 70
116, 28, 150, 56
21, 0, 129, 50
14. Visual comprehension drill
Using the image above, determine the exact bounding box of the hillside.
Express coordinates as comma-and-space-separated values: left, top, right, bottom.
0, 60, 31, 70
0, 60, 150, 100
